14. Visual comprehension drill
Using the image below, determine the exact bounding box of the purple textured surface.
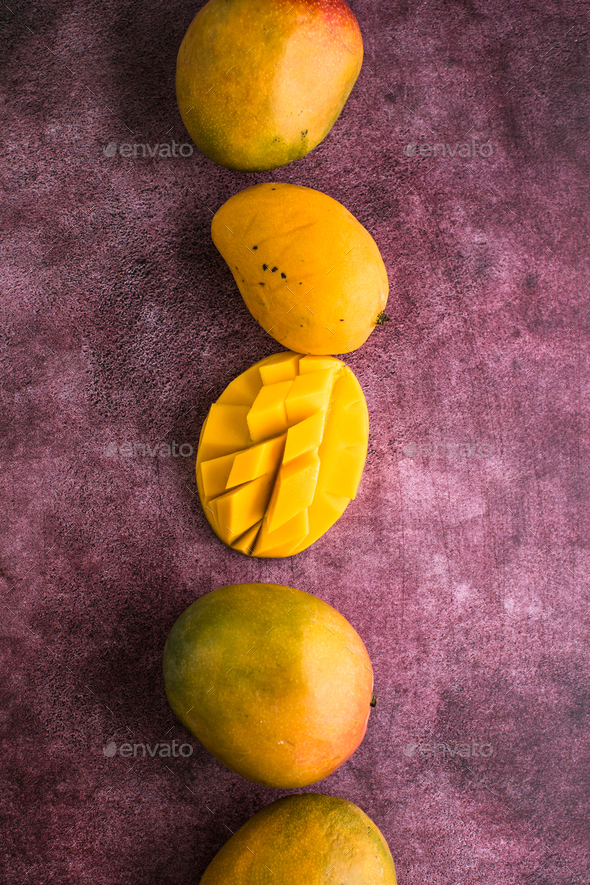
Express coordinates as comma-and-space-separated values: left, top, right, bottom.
1, 1, 589, 883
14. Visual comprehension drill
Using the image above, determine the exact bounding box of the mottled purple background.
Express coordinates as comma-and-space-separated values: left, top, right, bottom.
1, 1, 589, 883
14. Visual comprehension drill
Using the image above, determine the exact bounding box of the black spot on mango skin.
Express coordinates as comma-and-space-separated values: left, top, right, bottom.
263, 264, 268, 270
281, 272, 286, 279
252, 246, 258, 250
259, 282, 265, 286
271, 267, 278, 273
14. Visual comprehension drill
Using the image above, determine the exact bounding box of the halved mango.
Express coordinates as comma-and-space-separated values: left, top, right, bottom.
196, 351, 369, 557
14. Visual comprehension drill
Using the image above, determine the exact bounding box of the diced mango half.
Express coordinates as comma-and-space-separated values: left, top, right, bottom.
196, 351, 369, 557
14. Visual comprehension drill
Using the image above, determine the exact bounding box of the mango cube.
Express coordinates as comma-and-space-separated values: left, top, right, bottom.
258, 351, 301, 385
266, 450, 321, 533
283, 409, 326, 462
247, 380, 293, 442
198, 404, 251, 460
215, 472, 275, 543
227, 435, 286, 488
285, 369, 334, 424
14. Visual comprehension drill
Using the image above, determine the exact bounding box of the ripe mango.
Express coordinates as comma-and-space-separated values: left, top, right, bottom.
176, 0, 363, 171
196, 351, 369, 557
211, 182, 389, 354
163, 583, 374, 789
199, 793, 397, 884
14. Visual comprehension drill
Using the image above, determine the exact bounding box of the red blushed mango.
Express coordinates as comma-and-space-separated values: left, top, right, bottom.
176, 0, 363, 171
163, 583, 375, 789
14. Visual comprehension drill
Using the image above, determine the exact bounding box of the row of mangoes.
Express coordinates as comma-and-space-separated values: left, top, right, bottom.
164, 1, 397, 882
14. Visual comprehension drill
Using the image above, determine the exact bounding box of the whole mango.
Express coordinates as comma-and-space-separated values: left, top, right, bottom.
176, 0, 363, 172
199, 793, 397, 884
196, 351, 369, 558
211, 182, 389, 354
163, 583, 375, 788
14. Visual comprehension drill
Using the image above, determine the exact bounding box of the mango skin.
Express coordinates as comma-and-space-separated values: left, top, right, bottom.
212, 182, 389, 354
200, 793, 397, 885
176, 0, 363, 172
163, 583, 374, 789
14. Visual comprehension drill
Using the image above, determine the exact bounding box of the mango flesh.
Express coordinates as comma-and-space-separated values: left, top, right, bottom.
196, 351, 369, 557
211, 182, 389, 354
199, 793, 397, 884
176, 0, 363, 172
163, 583, 374, 789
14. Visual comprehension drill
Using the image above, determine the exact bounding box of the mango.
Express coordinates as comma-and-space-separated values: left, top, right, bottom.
163, 583, 375, 789
211, 182, 389, 354
176, 0, 363, 172
199, 793, 397, 884
196, 351, 369, 557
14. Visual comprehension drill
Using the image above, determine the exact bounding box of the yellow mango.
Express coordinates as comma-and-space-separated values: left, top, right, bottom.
176, 0, 363, 172
211, 182, 389, 354
196, 351, 368, 557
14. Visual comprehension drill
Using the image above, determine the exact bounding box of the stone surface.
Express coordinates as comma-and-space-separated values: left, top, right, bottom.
1, 1, 589, 884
